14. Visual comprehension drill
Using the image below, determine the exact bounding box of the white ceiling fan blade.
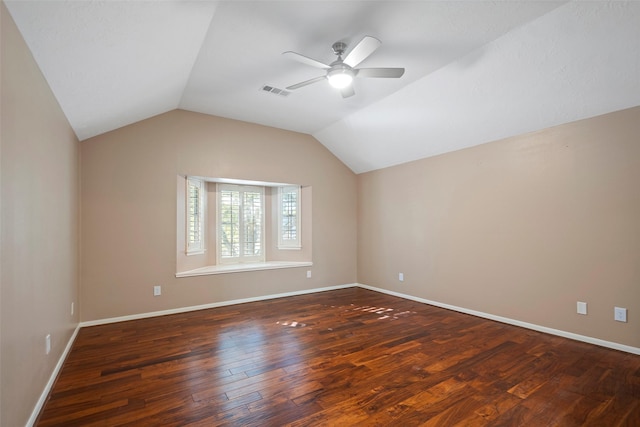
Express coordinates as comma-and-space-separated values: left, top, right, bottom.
340, 85, 355, 98
356, 68, 405, 78
282, 51, 330, 69
286, 75, 326, 90
343, 36, 381, 67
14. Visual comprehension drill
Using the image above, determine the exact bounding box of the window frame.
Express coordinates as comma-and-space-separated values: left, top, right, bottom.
277, 185, 301, 250
216, 183, 265, 264
185, 177, 206, 255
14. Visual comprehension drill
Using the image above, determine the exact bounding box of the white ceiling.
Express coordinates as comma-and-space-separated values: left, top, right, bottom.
5, 1, 640, 173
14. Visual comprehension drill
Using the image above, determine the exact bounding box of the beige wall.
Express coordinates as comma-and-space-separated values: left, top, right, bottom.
0, 3, 80, 426
358, 107, 640, 348
81, 110, 357, 321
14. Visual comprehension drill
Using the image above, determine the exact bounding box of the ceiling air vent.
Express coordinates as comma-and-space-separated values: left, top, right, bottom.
261, 85, 291, 97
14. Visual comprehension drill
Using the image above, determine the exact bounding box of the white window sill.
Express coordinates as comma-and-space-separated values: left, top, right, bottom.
186, 250, 206, 256
176, 261, 313, 278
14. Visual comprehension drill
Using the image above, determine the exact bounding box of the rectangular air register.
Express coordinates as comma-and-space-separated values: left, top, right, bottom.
261, 85, 291, 97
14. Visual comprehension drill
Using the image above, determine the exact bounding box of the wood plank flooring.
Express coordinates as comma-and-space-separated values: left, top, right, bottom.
37, 288, 640, 426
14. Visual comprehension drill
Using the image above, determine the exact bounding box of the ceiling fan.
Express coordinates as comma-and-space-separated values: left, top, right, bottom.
283, 36, 405, 98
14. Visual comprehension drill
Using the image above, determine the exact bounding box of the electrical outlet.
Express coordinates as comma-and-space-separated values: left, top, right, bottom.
399, 273, 404, 282
577, 301, 587, 315
614, 307, 627, 322
306, 270, 312, 279
45, 334, 51, 355
153, 286, 162, 296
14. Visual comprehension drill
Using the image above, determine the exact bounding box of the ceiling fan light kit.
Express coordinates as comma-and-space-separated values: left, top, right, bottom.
283, 36, 405, 98
327, 67, 355, 89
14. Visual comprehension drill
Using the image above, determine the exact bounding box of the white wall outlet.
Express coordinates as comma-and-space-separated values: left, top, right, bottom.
71, 302, 74, 316
614, 307, 627, 322
399, 273, 404, 282
153, 285, 162, 296
45, 334, 51, 355
306, 270, 312, 279
576, 301, 587, 315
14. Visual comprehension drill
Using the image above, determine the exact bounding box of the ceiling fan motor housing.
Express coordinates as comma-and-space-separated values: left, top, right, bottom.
332, 41, 347, 56
328, 42, 354, 88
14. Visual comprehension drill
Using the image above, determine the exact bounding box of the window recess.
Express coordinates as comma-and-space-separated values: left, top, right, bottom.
176, 176, 311, 277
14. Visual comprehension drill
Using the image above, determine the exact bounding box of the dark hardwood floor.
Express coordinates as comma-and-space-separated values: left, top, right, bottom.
37, 287, 640, 426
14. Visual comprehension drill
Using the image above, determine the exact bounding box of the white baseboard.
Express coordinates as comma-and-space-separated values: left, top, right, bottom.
356, 283, 640, 356
26, 324, 81, 427
80, 283, 356, 327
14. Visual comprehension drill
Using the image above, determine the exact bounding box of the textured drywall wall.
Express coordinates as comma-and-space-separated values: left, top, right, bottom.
1, 3, 80, 425
80, 110, 357, 321
358, 107, 640, 349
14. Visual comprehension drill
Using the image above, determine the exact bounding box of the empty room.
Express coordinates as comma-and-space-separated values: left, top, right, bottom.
1, 1, 639, 426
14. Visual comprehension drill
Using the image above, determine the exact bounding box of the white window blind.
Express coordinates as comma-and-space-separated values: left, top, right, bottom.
186, 177, 205, 254
218, 184, 264, 263
278, 185, 301, 249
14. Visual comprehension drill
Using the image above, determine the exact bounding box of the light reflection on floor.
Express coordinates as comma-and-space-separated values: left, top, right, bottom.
188, 302, 417, 414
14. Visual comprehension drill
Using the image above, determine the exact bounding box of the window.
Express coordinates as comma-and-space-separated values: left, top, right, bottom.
186, 177, 205, 255
177, 176, 311, 276
217, 184, 265, 263
278, 185, 301, 249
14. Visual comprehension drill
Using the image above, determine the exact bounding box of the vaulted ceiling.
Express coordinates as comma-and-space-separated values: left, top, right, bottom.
5, 1, 640, 173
